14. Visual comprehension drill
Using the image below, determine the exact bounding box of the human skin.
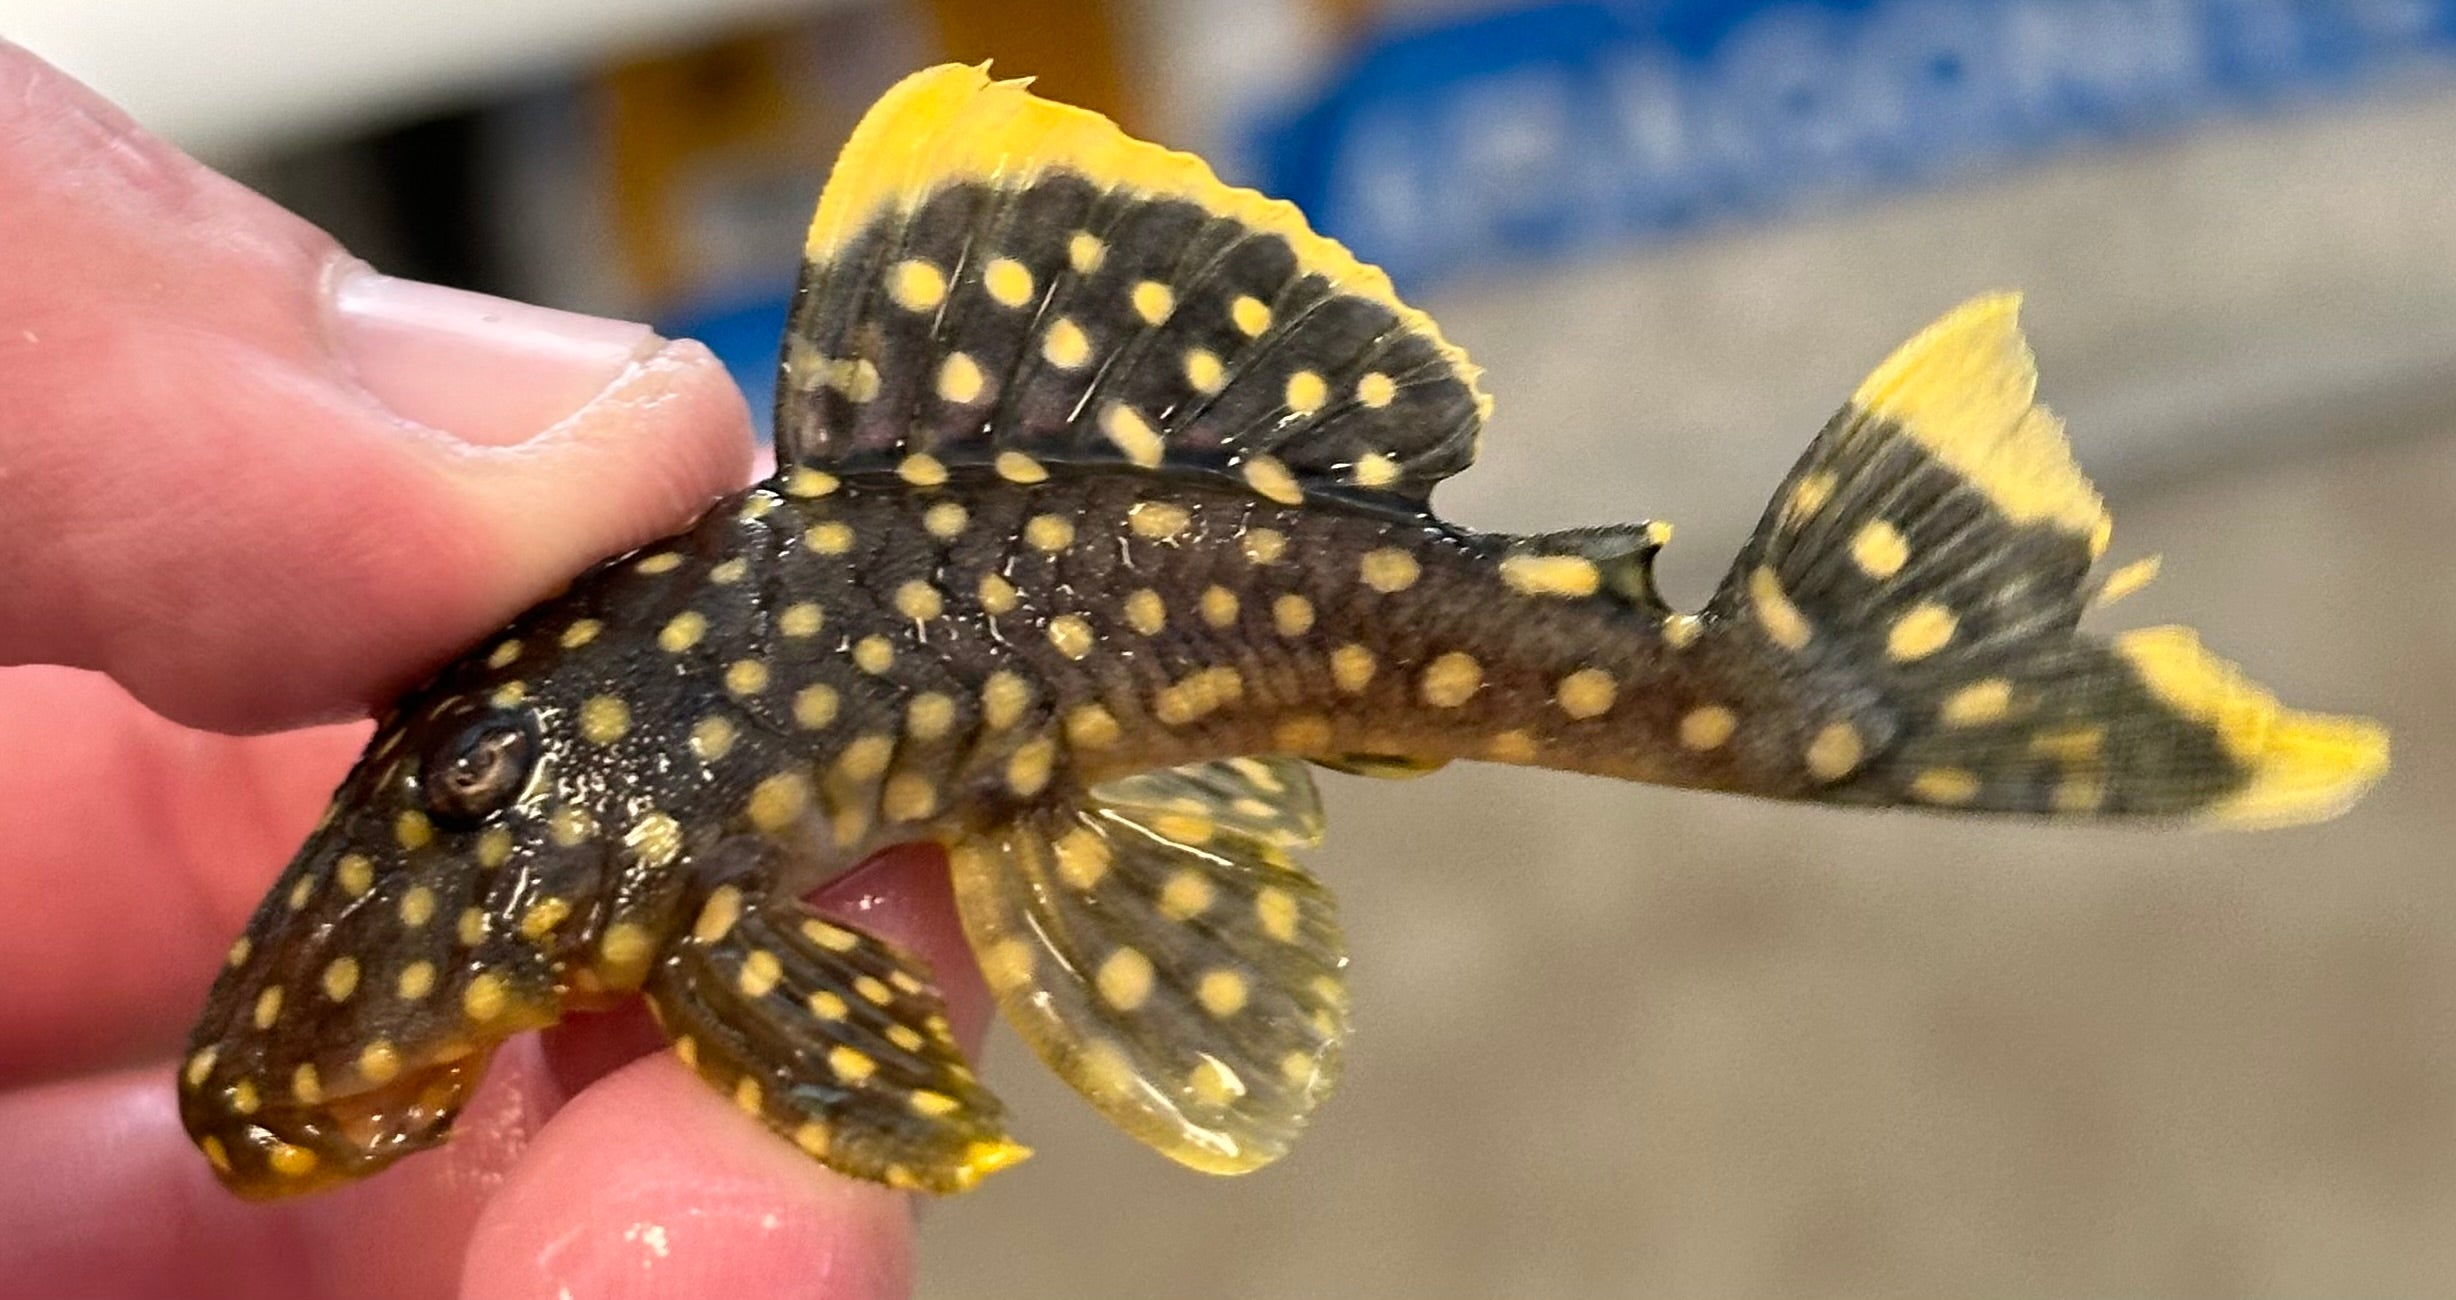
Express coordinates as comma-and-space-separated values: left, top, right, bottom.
0, 40, 990, 1300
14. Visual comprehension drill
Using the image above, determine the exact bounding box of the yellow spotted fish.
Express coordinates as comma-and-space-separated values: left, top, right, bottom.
180, 63, 2389, 1198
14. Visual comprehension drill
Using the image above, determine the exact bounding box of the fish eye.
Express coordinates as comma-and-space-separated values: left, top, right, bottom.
420, 711, 538, 825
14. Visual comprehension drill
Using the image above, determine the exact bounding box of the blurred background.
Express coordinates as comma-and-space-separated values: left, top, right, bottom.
9, 0, 2451, 1294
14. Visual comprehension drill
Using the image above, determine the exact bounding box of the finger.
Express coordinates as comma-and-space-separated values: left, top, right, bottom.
477, 848, 997, 1300
0, 42, 754, 733
0, 667, 358, 1085
0, 1040, 561, 1300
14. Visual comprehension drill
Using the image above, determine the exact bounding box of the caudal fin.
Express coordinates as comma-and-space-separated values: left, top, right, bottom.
1706, 295, 2387, 827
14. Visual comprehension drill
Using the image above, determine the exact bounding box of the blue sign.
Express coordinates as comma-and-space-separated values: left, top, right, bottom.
1252, 0, 2456, 286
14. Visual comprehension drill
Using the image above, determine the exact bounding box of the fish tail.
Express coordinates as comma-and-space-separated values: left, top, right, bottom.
1701, 294, 2387, 827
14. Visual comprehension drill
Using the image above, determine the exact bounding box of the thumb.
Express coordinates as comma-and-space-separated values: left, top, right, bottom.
0, 41, 755, 733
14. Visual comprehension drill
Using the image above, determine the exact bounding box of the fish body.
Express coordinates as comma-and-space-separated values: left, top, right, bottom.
180, 64, 2388, 1199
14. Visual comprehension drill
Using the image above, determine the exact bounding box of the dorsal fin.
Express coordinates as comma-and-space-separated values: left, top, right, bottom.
774, 63, 1491, 514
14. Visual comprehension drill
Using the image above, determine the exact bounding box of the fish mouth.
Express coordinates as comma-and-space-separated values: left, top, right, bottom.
184, 1050, 487, 1200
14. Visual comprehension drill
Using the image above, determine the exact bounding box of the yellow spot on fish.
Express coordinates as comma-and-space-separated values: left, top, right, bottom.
783, 467, 840, 498
1420, 652, 1483, 708
1501, 553, 1602, 598
1487, 729, 1539, 763
2054, 775, 2105, 812
733, 1076, 763, 1115
1941, 678, 2014, 726
898, 453, 949, 488
740, 494, 778, 520
806, 990, 848, 1021
710, 557, 749, 585
995, 450, 1048, 484
1131, 280, 1175, 324
1242, 527, 1288, 565
1128, 500, 1191, 541
1273, 593, 1315, 637
199, 1136, 232, 1174
1197, 970, 1249, 1018
888, 258, 946, 310
721, 659, 768, 697
924, 500, 969, 539
2031, 724, 2105, 763
1158, 870, 1215, 919
1662, 613, 1704, 649
1555, 668, 1617, 719
674, 1035, 698, 1068
906, 692, 957, 742
183, 1047, 217, 1089
579, 695, 629, 744
1047, 614, 1094, 659
487, 639, 522, 669
625, 811, 683, 869
360, 1040, 403, 1084
548, 807, 595, 848
1852, 521, 1910, 578
1353, 452, 1400, 487
396, 960, 436, 1001
1043, 317, 1091, 369
829, 1045, 877, 1083
748, 773, 812, 831
1285, 370, 1328, 413
807, 522, 855, 555
1007, 737, 1058, 796
803, 919, 859, 952
883, 773, 938, 821
395, 811, 433, 851
292, 1064, 322, 1104
252, 986, 284, 1029
1807, 721, 1865, 781
853, 635, 895, 674
694, 886, 743, 944
1360, 547, 1420, 592
910, 1089, 960, 1118
1103, 403, 1164, 468
893, 580, 944, 622
1184, 348, 1225, 393
1330, 643, 1376, 692
599, 922, 654, 973
1748, 568, 1812, 650
267, 1143, 318, 1179
1255, 887, 1302, 942
838, 734, 893, 781
738, 949, 782, 999
792, 1121, 832, 1156
660, 611, 708, 653
1888, 603, 1957, 661
320, 956, 359, 1002
981, 672, 1032, 729
636, 552, 683, 575
978, 573, 1020, 616
1911, 768, 1982, 804
1068, 231, 1105, 273
985, 256, 1034, 307
225, 936, 251, 968
1096, 948, 1155, 1010
337, 854, 374, 897
490, 682, 528, 708
522, 896, 573, 938
1201, 586, 1240, 627
982, 938, 1036, 991
1679, 705, 1737, 750
1055, 828, 1111, 889
286, 875, 316, 911
1067, 704, 1122, 748
691, 715, 738, 761
937, 352, 986, 404
1784, 472, 1835, 525
1243, 455, 1304, 505
1124, 588, 1167, 635
1025, 513, 1076, 552
1231, 295, 1271, 336
458, 907, 488, 946
1275, 714, 1334, 752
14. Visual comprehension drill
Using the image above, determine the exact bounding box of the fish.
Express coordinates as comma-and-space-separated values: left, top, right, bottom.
178, 62, 2390, 1199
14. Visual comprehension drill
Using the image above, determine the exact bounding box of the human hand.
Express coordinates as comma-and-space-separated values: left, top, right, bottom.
0, 42, 988, 1300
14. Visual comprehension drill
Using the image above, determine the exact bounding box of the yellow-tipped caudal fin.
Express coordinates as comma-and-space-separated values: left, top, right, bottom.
1704, 294, 2387, 825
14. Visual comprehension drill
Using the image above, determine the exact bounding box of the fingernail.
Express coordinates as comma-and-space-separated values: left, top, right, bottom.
330, 264, 662, 446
